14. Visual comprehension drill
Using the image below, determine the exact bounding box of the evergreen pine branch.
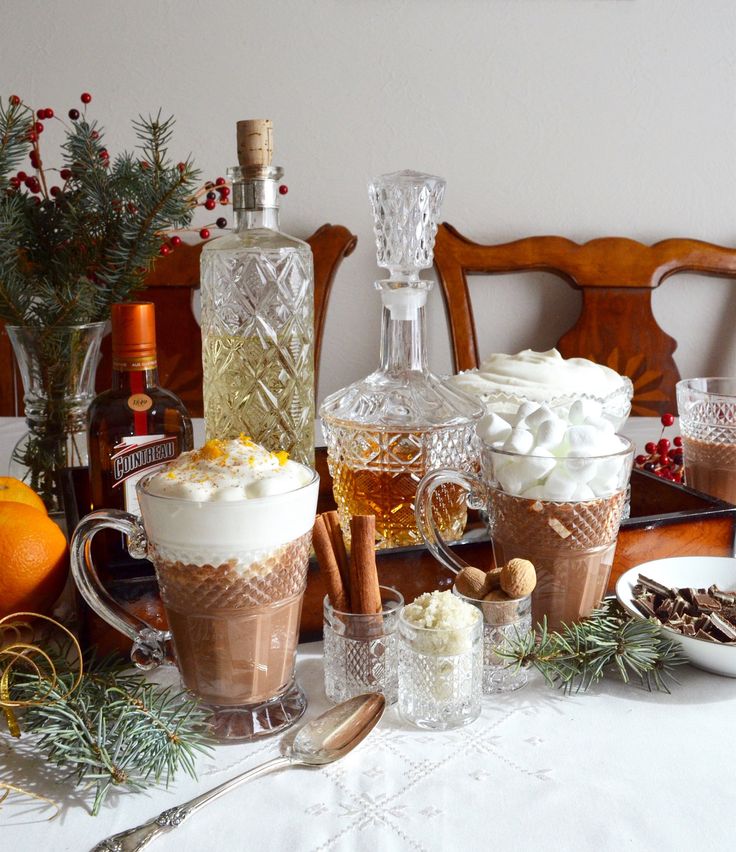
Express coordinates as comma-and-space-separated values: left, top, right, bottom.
0, 97, 33, 179
503, 600, 686, 694
6, 648, 212, 816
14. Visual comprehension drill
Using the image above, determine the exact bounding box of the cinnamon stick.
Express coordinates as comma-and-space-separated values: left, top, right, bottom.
324, 511, 350, 601
313, 514, 349, 611
349, 515, 382, 615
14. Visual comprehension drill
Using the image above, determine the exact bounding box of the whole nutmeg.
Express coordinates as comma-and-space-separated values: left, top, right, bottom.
454, 566, 488, 600
482, 588, 518, 625
500, 558, 537, 598
482, 566, 503, 596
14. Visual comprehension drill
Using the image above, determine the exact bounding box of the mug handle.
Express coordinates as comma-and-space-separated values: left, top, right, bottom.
415, 468, 489, 576
70, 509, 171, 670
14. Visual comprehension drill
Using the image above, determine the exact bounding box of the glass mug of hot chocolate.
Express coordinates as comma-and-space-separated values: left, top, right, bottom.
70, 437, 319, 740
677, 378, 736, 504
416, 401, 634, 631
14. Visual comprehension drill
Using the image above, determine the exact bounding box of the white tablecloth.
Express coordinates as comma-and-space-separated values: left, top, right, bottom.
2, 646, 734, 852
5, 415, 733, 852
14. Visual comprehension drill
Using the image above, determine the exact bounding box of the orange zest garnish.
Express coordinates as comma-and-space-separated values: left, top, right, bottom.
198, 439, 226, 461
274, 451, 289, 466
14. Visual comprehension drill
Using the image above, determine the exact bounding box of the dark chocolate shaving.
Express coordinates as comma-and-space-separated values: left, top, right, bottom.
632, 574, 736, 646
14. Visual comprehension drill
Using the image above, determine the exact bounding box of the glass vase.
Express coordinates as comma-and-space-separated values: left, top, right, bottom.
6, 322, 108, 516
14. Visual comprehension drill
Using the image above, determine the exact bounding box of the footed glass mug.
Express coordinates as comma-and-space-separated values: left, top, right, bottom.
71, 467, 319, 740
416, 437, 634, 631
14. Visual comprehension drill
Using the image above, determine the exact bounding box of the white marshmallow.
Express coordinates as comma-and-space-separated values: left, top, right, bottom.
534, 416, 568, 452
539, 467, 578, 501
568, 398, 603, 424
510, 400, 539, 427
523, 404, 556, 432
503, 427, 535, 455
477, 411, 512, 445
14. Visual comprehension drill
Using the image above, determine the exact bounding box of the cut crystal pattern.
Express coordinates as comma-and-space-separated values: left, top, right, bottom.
201, 245, 314, 465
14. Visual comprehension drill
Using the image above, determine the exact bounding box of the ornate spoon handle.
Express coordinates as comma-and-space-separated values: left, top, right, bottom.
91, 756, 292, 852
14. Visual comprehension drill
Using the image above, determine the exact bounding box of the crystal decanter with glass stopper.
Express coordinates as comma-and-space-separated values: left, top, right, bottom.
320, 170, 484, 549
200, 119, 314, 466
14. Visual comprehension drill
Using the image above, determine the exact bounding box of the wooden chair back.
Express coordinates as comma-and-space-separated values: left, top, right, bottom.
433, 223, 736, 415
0, 224, 357, 418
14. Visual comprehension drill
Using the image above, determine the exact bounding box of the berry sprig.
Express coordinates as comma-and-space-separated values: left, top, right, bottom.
5, 92, 231, 257
634, 412, 684, 483
156, 176, 231, 251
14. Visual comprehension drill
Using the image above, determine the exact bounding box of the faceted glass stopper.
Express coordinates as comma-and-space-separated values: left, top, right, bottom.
368, 170, 446, 277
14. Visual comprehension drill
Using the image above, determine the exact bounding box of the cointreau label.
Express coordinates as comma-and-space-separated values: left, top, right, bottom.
111, 434, 179, 514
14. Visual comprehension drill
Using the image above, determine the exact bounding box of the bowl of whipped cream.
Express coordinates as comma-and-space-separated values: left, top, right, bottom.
448, 349, 633, 430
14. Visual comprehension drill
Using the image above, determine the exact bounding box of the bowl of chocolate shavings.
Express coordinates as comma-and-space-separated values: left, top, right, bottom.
616, 556, 736, 678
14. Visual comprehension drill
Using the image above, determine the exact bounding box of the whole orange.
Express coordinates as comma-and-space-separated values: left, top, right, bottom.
0, 476, 47, 514
0, 503, 68, 618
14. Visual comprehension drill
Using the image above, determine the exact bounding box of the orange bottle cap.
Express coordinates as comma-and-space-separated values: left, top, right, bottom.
111, 302, 157, 369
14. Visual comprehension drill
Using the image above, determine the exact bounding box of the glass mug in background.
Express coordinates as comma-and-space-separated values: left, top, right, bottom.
416, 438, 634, 631
676, 378, 736, 504
70, 467, 319, 741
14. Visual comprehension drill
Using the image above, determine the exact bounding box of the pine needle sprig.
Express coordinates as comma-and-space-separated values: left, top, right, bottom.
7, 648, 213, 816
503, 600, 686, 694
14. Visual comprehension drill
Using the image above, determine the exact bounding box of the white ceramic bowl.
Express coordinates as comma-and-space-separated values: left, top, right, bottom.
616, 556, 736, 678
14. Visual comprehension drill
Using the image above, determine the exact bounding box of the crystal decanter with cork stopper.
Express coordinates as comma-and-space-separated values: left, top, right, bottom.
200, 119, 315, 466
320, 170, 484, 549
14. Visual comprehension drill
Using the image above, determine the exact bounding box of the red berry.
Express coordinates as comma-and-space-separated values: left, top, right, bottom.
36, 109, 46, 120
99, 149, 109, 159
16, 170, 26, 181
170, 235, 182, 247
68, 108, 80, 121
29, 152, 40, 167
199, 228, 210, 239
205, 181, 214, 189
661, 413, 675, 427
204, 198, 216, 211
9, 95, 20, 106
657, 438, 670, 454
35, 121, 44, 134
278, 184, 288, 195
217, 185, 230, 196
206, 191, 216, 200
643, 462, 656, 472
159, 243, 172, 256
215, 177, 226, 186
91, 130, 99, 140
216, 217, 227, 229
80, 92, 92, 104
9, 177, 20, 189
674, 436, 683, 448
49, 186, 61, 197
645, 441, 657, 455
45, 108, 54, 119
60, 168, 72, 180
635, 454, 647, 465
177, 162, 186, 172
27, 131, 37, 143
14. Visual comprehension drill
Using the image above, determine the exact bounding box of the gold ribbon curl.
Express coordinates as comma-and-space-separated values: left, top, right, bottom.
0, 612, 83, 737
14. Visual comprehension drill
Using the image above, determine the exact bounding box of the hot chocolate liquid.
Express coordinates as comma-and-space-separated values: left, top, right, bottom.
155, 532, 311, 705
682, 435, 736, 505
488, 490, 627, 631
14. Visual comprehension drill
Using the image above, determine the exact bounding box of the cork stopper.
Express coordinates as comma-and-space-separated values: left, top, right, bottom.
111, 302, 157, 369
237, 119, 273, 168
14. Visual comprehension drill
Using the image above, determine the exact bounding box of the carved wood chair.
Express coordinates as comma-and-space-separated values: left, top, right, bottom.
433, 223, 736, 415
0, 223, 357, 418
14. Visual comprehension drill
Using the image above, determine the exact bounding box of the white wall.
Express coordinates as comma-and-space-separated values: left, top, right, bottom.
3, 0, 736, 407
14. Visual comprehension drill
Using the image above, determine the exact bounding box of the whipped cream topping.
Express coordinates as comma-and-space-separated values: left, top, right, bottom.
145, 436, 313, 501
138, 437, 319, 565
479, 400, 633, 501
450, 348, 629, 403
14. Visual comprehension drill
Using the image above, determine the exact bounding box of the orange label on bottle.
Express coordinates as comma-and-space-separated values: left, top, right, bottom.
128, 393, 153, 412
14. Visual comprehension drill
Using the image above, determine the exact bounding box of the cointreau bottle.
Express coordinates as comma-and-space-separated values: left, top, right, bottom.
87, 301, 192, 590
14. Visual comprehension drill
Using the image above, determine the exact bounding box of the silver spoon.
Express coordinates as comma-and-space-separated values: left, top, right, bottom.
92, 693, 386, 852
